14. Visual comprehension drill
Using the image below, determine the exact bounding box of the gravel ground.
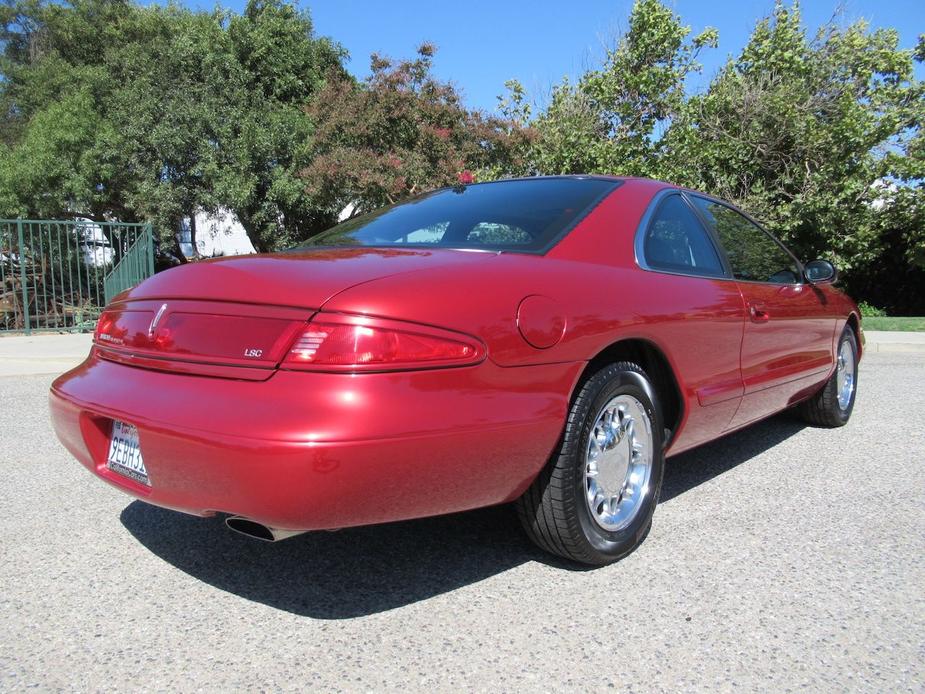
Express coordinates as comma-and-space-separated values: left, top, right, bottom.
1, 353, 923, 692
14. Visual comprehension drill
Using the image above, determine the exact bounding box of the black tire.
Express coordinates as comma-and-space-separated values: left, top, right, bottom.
797, 327, 859, 428
516, 361, 665, 566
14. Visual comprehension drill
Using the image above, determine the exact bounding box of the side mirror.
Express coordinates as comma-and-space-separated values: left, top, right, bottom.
804, 259, 837, 284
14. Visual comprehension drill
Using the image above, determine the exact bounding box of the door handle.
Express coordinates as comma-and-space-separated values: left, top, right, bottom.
749, 303, 770, 323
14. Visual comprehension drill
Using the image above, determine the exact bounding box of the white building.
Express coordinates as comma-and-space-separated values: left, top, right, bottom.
178, 208, 256, 258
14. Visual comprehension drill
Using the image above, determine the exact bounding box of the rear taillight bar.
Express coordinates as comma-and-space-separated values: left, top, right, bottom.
281, 313, 486, 372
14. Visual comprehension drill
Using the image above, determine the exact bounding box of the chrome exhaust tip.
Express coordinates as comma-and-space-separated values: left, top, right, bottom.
225, 516, 306, 542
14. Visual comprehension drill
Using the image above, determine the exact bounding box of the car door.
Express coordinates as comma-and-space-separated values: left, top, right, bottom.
688, 194, 837, 428
634, 192, 746, 451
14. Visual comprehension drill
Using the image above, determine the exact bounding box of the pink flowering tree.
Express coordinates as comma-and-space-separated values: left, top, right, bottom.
302, 44, 533, 217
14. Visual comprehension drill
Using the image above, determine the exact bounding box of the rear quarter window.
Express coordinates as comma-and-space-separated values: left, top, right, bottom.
641, 195, 725, 277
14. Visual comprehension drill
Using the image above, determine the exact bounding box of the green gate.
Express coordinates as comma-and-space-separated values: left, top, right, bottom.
103, 225, 156, 304
0, 219, 155, 334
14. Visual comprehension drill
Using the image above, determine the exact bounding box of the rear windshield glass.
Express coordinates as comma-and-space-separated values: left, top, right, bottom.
291, 177, 620, 253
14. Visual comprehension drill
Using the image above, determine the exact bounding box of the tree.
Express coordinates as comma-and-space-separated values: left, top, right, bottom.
0, 0, 136, 222
302, 44, 532, 216
507, 0, 923, 312
214, 0, 346, 252
0, 0, 344, 254
528, 0, 717, 177
665, 3, 924, 312
110, 3, 240, 256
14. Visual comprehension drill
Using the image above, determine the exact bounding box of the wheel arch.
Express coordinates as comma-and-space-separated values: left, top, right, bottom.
846, 311, 862, 359
575, 338, 684, 444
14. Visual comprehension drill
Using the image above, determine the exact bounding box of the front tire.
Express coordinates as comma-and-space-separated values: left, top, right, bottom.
797, 327, 858, 428
516, 362, 665, 566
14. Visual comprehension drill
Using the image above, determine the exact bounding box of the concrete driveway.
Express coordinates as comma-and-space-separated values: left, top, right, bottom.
0, 333, 92, 376
0, 348, 922, 691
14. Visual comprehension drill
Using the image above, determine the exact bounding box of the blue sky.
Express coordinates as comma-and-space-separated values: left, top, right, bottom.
195, 0, 923, 113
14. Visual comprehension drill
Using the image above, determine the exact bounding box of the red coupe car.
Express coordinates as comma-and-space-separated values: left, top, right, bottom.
50, 176, 861, 565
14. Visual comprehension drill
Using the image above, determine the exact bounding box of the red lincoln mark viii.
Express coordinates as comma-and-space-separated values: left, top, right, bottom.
50, 177, 861, 565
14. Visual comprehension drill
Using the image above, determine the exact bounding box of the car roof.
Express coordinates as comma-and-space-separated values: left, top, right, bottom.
435, 174, 676, 194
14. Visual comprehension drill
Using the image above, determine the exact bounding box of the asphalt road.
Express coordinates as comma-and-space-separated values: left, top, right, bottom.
1, 353, 922, 692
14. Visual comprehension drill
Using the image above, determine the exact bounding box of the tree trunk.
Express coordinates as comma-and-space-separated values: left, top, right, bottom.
172, 216, 188, 264
240, 216, 268, 254
188, 213, 200, 259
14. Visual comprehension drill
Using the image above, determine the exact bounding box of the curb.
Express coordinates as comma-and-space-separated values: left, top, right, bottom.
863, 331, 925, 354
863, 342, 925, 353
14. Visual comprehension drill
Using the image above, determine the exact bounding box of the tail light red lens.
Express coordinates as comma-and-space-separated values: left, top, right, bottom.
283, 315, 485, 371
93, 309, 136, 346
94, 312, 114, 343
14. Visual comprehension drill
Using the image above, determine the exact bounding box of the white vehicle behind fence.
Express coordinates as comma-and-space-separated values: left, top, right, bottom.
77, 221, 115, 268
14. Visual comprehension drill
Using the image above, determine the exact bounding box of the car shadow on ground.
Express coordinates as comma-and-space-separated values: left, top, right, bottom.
660, 413, 806, 503
120, 413, 805, 619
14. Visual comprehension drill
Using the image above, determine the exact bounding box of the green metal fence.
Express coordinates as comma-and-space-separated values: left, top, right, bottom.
0, 219, 154, 334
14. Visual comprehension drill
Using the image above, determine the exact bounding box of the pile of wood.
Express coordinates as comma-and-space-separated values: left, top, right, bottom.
1, 252, 101, 332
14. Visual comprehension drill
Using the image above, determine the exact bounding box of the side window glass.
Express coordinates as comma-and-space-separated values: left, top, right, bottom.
691, 197, 800, 284
642, 195, 725, 277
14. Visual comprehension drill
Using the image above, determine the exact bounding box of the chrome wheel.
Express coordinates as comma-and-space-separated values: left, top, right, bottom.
835, 338, 856, 411
585, 395, 654, 532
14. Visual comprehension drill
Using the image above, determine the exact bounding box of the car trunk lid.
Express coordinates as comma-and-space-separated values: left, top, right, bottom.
95, 247, 491, 379
94, 300, 312, 380
121, 247, 487, 306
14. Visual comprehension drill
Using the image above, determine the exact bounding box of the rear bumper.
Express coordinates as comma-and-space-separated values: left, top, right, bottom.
50, 352, 582, 530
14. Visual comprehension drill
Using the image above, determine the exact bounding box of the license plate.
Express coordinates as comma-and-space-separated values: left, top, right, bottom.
107, 421, 149, 486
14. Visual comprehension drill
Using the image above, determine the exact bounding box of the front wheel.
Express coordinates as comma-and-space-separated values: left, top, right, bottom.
516, 362, 665, 566
797, 327, 858, 427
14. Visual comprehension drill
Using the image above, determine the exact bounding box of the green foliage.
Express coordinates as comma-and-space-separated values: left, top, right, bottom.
302, 44, 532, 216
668, 5, 921, 258
0, 87, 110, 218
665, 3, 923, 311
857, 301, 887, 317
218, 0, 346, 251
529, 0, 716, 177
520, 0, 924, 313
0, 0, 344, 253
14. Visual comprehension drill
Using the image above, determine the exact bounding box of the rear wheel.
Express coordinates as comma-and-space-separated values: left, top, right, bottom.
516, 362, 665, 566
797, 327, 858, 427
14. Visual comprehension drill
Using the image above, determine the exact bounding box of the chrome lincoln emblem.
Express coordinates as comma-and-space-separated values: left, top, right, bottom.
148, 303, 168, 338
